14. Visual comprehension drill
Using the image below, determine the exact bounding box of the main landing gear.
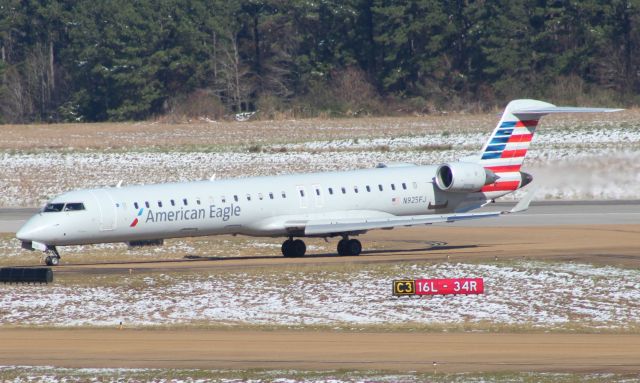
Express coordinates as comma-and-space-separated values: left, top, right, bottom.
43, 246, 61, 266
337, 237, 362, 256
281, 238, 307, 257
280, 237, 362, 257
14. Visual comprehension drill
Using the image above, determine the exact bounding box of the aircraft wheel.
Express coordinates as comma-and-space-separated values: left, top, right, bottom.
281, 239, 294, 257
337, 239, 348, 256
292, 239, 306, 257
45, 255, 60, 266
346, 239, 362, 256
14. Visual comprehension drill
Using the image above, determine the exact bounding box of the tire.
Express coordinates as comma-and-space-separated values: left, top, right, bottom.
292, 239, 306, 257
45, 256, 53, 266
337, 239, 348, 256
346, 239, 362, 256
50, 256, 60, 266
281, 240, 293, 257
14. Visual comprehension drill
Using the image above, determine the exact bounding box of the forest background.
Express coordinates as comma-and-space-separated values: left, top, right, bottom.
0, 0, 638, 123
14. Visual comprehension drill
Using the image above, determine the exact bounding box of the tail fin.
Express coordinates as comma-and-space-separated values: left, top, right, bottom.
477, 99, 622, 193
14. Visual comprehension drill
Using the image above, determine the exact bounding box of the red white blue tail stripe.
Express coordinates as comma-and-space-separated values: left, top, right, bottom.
477, 102, 545, 192
473, 99, 621, 194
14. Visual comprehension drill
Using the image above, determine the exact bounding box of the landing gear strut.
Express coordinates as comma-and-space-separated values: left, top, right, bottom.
44, 246, 60, 266
281, 238, 306, 257
337, 237, 362, 256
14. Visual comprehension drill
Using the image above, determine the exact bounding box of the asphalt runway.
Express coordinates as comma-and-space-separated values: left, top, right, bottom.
2, 201, 640, 233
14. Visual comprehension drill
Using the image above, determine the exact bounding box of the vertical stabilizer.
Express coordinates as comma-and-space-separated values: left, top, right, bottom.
477, 99, 552, 192
475, 99, 621, 194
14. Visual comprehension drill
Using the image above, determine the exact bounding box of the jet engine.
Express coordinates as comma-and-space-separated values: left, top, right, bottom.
435, 162, 499, 192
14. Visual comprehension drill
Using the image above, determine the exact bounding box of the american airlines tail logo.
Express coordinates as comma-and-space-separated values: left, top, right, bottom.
130, 208, 144, 227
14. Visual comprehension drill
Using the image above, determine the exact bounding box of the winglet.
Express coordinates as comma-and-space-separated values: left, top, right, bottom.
507, 186, 537, 214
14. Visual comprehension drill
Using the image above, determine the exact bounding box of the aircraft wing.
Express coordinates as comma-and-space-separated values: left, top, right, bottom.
301, 210, 500, 236
293, 188, 537, 236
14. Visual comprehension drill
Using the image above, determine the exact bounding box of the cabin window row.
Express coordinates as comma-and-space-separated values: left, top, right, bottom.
134, 198, 200, 210
314, 181, 417, 196
132, 181, 418, 210
133, 191, 289, 210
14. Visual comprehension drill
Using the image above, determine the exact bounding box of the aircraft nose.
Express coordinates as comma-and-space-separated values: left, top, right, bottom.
16, 220, 40, 242
16, 225, 30, 241
16, 216, 57, 243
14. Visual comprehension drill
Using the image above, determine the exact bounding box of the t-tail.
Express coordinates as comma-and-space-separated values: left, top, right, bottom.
475, 99, 622, 196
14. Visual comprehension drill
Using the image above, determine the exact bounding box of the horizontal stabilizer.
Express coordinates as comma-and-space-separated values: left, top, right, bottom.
512, 106, 623, 115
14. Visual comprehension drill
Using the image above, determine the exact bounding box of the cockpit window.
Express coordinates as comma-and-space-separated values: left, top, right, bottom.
64, 203, 86, 211
43, 203, 65, 212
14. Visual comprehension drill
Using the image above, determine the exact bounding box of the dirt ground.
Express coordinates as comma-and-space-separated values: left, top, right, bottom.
2, 224, 640, 373
1, 110, 637, 150
0, 329, 638, 373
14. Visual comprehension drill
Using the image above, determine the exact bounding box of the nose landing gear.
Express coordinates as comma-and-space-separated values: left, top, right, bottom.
43, 246, 60, 266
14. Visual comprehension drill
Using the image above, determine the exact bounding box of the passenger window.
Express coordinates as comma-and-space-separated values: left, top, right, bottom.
196, 199, 201, 205
247, 194, 251, 201
134, 202, 139, 209
183, 198, 188, 206
315, 189, 320, 196
366, 185, 371, 192
258, 193, 264, 200
171, 199, 175, 206
234, 195, 239, 202
269, 192, 274, 200
413, 182, 418, 189
328, 187, 334, 195
391, 184, 396, 191
221, 196, 227, 203
378, 185, 383, 191
402, 183, 407, 190
299, 189, 305, 197
158, 201, 162, 208
341, 187, 346, 194
145, 201, 150, 208
354, 186, 359, 193
281, 191, 286, 198
64, 203, 85, 211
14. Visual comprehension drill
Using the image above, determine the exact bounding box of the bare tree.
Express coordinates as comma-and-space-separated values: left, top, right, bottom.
0, 65, 31, 122
216, 32, 254, 113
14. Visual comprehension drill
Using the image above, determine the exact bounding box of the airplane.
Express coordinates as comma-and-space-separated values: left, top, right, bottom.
16, 99, 620, 266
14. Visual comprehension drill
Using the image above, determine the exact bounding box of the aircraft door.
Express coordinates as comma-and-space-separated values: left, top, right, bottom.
311, 184, 323, 208
296, 185, 308, 208
91, 190, 118, 231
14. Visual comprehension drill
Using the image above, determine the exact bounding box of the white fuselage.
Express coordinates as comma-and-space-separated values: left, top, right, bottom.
17, 164, 500, 247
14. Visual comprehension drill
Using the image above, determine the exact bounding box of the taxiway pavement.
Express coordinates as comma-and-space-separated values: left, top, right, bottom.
2, 201, 640, 233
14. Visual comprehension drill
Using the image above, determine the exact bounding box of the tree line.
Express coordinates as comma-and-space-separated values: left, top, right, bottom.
0, 0, 638, 123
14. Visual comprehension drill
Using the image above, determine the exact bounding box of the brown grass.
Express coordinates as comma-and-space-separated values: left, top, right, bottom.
1, 109, 637, 152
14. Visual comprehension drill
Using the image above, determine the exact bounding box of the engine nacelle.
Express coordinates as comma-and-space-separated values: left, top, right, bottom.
435, 162, 499, 192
